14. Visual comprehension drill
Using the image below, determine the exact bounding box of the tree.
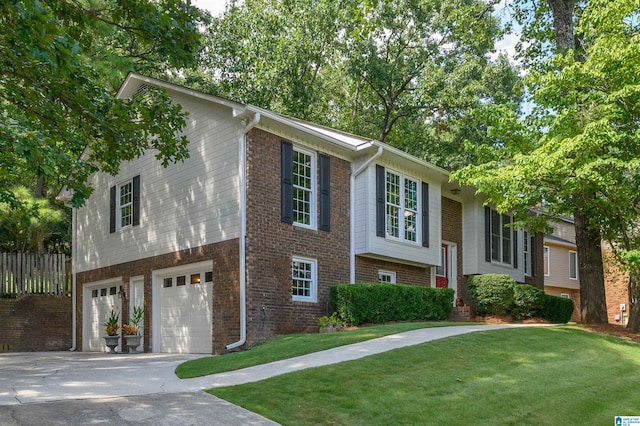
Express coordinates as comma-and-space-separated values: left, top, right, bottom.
0, 0, 207, 207
454, 0, 640, 325
195, 0, 519, 159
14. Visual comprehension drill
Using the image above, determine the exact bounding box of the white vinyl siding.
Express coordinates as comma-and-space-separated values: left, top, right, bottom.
75, 92, 242, 272
523, 231, 531, 276
353, 165, 441, 267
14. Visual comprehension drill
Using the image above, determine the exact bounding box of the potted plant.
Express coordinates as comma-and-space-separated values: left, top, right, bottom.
103, 309, 120, 354
317, 313, 344, 333
122, 306, 143, 353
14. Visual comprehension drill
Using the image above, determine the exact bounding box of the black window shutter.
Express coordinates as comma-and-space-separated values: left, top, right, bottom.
421, 182, 429, 247
109, 185, 116, 233
375, 164, 385, 237
132, 175, 141, 227
319, 154, 330, 232
513, 229, 518, 269
484, 206, 491, 262
531, 234, 537, 277
281, 141, 293, 224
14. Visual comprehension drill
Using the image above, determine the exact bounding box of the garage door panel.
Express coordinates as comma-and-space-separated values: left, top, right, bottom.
86, 285, 121, 352
160, 278, 212, 354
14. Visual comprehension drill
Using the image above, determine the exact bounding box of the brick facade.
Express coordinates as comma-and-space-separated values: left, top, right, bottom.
526, 233, 545, 289
0, 295, 72, 351
355, 256, 431, 285
442, 196, 465, 303
244, 128, 351, 343
76, 239, 239, 354
603, 249, 630, 325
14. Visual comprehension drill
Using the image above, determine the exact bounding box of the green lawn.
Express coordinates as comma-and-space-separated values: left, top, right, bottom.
176, 321, 475, 378
208, 326, 640, 425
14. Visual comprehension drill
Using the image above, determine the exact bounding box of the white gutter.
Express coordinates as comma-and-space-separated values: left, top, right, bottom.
350, 145, 384, 283
226, 112, 260, 350
69, 206, 77, 351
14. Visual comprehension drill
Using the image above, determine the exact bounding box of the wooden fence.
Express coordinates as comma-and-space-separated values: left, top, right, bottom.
0, 253, 70, 297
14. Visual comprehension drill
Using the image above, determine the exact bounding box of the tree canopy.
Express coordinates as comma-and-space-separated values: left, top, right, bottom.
0, 0, 207, 207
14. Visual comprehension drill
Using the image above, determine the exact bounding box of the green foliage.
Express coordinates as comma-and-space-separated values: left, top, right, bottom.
0, 0, 206, 207
104, 309, 119, 336
0, 187, 65, 253
330, 283, 454, 326
466, 274, 515, 315
317, 313, 344, 329
511, 284, 546, 320
541, 294, 575, 324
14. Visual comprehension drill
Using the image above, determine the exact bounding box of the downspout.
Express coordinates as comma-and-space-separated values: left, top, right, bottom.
69, 206, 77, 351
350, 145, 384, 283
227, 112, 260, 350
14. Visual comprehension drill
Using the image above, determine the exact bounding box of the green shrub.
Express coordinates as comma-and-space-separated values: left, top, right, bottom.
329, 283, 454, 326
467, 274, 515, 315
540, 294, 574, 323
511, 284, 546, 320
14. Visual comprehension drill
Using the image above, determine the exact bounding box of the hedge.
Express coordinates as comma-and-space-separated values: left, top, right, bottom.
329, 283, 454, 326
467, 274, 574, 323
467, 274, 515, 315
541, 294, 575, 324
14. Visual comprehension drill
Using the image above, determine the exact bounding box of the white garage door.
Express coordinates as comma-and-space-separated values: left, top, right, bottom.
160, 270, 213, 353
87, 283, 122, 352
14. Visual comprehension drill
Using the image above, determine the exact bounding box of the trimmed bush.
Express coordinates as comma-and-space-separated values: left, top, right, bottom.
329, 283, 454, 326
467, 274, 515, 315
512, 284, 546, 320
540, 294, 574, 323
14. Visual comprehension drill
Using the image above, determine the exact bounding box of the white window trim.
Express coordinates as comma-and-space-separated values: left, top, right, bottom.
292, 256, 318, 303
378, 270, 396, 283
385, 168, 420, 244
569, 250, 578, 280
544, 246, 550, 277
489, 209, 512, 265
292, 147, 316, 230
523, 231, 531, 277
116, 179, 133, 231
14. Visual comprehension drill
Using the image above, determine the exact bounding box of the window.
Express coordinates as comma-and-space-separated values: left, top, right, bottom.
118, 180, 133, 229
544, 246, 550, 276
163, 278, 173, 288
487, 208, 511, 264
282, 142, 330, 230
569, 251, 578, 280
293, 149, 314, 227
190, 273, 201, 284
378, 270, 396, 283
523, 231, 531, 276
204, 271, 213, 283
385, 170, 418, 243
292, 257, 317, 302
110, 175, 140, 233
176, 276, 186, 286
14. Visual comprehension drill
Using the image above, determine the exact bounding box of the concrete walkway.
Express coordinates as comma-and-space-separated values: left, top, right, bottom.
0, 324, 544, 425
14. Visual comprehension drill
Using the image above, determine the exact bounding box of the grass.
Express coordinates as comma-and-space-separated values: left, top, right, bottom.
176, 321, 475, 378
208, 326, 640, 425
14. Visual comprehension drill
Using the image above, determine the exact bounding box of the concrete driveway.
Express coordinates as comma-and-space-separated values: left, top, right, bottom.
0, 351, 278, 425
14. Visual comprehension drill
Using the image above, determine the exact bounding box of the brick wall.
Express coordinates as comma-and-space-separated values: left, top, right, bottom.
0, 295, 72, 351
526, 232, 545, 289
603, 249, 630, 325
355, 256, 431, 285
245, 128, 351, 344
76, 239, 239, 354
442, 196, 466, 303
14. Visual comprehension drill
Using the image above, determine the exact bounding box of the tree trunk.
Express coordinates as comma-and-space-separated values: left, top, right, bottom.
574, 208, 608, 323
546, 0, 576, 51
627, 272, 640, 332
35, 175, 46, 198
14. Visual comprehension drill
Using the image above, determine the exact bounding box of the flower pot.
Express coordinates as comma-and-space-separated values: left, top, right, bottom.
104, 335, 120, 354
123, 335, 142, 353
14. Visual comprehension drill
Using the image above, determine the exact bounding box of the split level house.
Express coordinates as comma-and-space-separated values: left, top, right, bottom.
58, 73, 545, 354
543, 217, 631, 324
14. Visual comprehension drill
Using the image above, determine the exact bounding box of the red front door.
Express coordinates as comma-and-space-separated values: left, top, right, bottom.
435, 244, 448, 288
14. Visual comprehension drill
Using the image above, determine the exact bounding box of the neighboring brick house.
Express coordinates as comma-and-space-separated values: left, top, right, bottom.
58, 74, 543, 354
